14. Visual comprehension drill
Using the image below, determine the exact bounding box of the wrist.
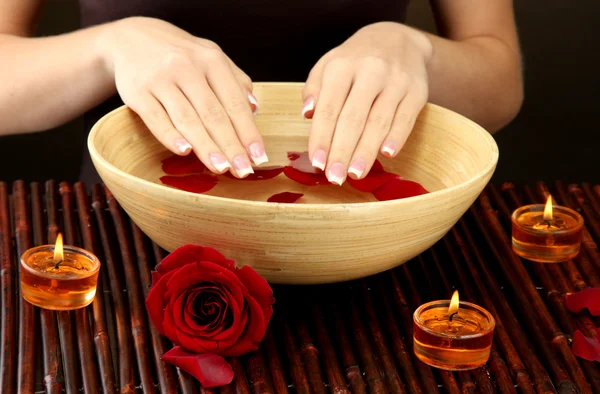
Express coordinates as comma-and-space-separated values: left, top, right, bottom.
359, 22, 433, 64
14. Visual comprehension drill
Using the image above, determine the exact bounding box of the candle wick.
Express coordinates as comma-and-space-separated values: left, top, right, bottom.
449, 312, 459, 322
54, 260, 63, 269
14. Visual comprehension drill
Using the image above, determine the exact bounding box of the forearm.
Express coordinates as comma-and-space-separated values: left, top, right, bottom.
0, 24, 116, 135
424, 32, 523, 133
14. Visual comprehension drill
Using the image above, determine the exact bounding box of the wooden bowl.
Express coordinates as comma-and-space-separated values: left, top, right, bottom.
88, 82, 498, 284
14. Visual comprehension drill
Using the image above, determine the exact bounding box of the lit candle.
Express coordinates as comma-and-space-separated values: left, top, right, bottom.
413, 291, 495, 370
511, 195, 584, 263
20, 233, 101, 310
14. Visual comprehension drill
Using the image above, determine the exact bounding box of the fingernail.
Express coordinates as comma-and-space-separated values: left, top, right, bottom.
348, 160, 366, 179
233, 155, 254, 178
327, 162, 346, 186
249, 142, 269, 166
175, 140, 192, 154
248, 92, 259, 115
381, 140, 399, 157
209, 153, 231, 172
302, 97, 315, 119
311, 149, 327, 171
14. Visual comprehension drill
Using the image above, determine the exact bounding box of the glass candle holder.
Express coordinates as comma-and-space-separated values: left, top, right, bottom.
512, 204, 584, 263
413, 300, 495, 370
20, 244, 101, 310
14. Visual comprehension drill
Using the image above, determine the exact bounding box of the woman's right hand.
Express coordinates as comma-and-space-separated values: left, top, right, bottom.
98, 17, 266, 178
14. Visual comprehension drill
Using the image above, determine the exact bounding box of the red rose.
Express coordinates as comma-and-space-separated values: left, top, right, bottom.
146, 245, 275, 387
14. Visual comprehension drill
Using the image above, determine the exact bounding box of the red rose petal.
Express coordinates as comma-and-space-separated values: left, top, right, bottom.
222, 166, 284, 181
162, 154, 206, 175
347, 172, 400, 193
565, 288, 600, 316
290, 151, 321, 174
267, 192, 304, 203
162, 347, 234, 388
373, 178, 429, 201
156, 245, 229, 276
145, 270, 177, 336
160, 174, 218, 194
283, 166, 330, 186
371, 159, 384, 172
287, 152, 301, 161
235, 265, 275, 309
223, 293, 267, 356
572, 330, 600, 362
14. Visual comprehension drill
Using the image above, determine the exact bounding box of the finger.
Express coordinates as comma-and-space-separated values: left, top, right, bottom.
325, 75, 383, 185
204, 55, 268, 166
381, 83, 428, 158
302, 55, 328, 119
132, 92, 193, 156
151, 84, 232, 174
177, 76, 255, 178
307, 59, 354, 172
347, 85, 408, 179
225, 55, 258, 115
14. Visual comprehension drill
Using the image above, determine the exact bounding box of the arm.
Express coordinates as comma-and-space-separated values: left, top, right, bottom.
0, 0, 115, 135
0, 2, 266, 179
425, 0, 523, 133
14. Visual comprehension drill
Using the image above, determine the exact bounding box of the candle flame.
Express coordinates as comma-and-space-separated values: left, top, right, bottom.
54, 233, 64, 262
448, 290, 459, 316
543, 195, 553, 221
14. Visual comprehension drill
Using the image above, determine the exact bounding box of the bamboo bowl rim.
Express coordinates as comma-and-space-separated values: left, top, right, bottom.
88, 82, 499, 210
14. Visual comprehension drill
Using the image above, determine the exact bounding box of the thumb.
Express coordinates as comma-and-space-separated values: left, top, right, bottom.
302, 57, 327, 119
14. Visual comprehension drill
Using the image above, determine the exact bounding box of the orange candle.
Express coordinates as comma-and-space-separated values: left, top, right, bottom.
512, 195, 584, 263
413, 291, 495, 370
20, 233, 100, 310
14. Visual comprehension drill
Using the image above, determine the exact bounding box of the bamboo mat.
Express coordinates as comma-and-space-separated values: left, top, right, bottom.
1, 180, 600, 394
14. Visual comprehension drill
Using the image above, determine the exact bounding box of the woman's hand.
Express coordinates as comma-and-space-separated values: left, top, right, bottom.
302, 22, 433, 185
99, 17, 265, 178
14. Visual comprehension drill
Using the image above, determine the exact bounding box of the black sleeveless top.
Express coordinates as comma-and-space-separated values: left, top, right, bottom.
77, 0, 411, 183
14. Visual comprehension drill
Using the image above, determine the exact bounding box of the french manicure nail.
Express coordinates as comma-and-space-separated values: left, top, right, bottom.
175, 140, 192, 154
312, 149, 327, 171
348, 160, 366, 179
302, 97, 315, 119
233, 155, 254, 178
249, 142, 269, 165
248, 92, 259, 115
327, 162, 346, 186
381, 140, 398, 157
209, 153, 231, 172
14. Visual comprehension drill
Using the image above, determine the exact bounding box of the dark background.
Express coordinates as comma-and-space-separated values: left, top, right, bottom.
1, 0, 598, 186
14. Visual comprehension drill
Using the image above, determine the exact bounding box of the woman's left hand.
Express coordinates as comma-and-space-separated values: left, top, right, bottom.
302, 22, 433, 185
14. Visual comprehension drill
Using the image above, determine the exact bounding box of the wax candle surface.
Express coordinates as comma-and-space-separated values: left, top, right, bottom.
413, 299, 495, 371
511, 201, 583, 263
20, 244, 100, 310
